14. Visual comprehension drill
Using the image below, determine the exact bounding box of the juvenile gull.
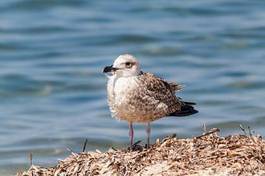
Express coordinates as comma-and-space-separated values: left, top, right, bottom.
103, 54, 198, 148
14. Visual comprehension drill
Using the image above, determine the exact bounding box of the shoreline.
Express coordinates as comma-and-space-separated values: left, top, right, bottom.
17, 128, 265, 176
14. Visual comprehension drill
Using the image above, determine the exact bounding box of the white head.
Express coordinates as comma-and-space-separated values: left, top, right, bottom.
103, 54, 141, 77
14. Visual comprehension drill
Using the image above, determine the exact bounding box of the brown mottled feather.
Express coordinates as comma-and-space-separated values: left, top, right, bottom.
169, 82, 183, 92
119, 73, 182, 122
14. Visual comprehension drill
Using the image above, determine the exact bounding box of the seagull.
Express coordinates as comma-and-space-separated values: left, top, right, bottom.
103, 54, 198, 149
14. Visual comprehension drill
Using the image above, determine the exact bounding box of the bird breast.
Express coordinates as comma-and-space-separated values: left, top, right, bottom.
107, 76, 139, 118
108, 76, 138, 104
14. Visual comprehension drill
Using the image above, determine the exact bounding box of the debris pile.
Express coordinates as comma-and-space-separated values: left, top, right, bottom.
17, 129, 265, 176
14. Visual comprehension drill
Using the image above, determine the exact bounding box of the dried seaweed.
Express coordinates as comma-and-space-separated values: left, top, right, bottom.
17, 129, 265, 176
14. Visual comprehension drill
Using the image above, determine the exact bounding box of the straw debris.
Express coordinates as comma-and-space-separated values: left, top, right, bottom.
17, 128, 265, 176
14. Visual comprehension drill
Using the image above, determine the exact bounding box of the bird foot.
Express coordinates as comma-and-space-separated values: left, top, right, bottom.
144, 144, 150, 149
127, 140, 143, 151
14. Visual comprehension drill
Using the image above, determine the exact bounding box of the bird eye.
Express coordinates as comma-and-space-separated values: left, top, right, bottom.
125, 62, 132, 68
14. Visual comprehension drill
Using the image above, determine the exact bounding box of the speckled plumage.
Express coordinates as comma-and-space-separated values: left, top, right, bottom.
107, 72, 182, 122
103, 54, 197, 148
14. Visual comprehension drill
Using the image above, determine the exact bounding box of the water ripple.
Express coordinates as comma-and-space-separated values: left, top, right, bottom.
1, 0, 265, 175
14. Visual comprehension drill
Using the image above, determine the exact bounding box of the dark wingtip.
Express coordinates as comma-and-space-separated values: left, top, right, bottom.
183, 101, 196, 105
169, 103, 198, 117
191, 109, 199, 114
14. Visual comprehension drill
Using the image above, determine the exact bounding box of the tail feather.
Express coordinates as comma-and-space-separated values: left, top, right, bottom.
183, 101, 196, 105
169, 102, 198, 117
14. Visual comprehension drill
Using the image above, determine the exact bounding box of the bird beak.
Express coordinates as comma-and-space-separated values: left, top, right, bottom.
103, 65, 119, 73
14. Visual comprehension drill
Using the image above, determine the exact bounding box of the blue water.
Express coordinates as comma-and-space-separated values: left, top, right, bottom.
0, 0, 265, 175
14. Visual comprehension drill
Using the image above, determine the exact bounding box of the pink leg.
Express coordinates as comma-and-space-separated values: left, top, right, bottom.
146, 122, 151, 148
129, 122, 134, 149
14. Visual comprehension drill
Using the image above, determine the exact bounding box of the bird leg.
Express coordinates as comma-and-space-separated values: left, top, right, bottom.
128, 122, 134, 149
146, 122, 151, 148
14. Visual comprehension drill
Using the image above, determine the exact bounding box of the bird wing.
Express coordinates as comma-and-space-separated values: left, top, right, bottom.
168, 82, 183, 92
134, 72, 182, 118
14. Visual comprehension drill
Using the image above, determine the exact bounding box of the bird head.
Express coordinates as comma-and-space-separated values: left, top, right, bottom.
103, 54, 141, 77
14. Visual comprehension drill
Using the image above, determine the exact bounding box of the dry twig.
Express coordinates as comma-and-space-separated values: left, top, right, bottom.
18, 128, 265, 176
